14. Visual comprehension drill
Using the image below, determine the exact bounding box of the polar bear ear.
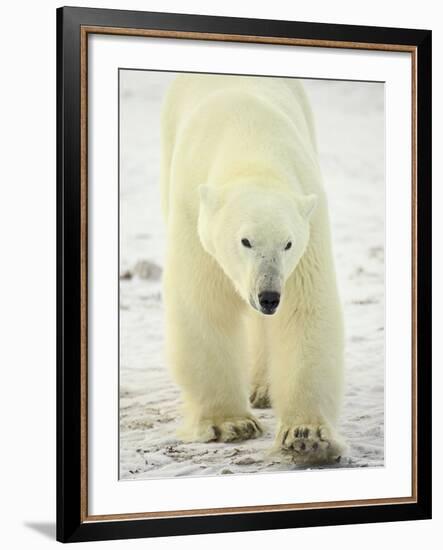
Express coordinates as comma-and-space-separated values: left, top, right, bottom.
298, 194, 318, 220
198, 184, 221, 212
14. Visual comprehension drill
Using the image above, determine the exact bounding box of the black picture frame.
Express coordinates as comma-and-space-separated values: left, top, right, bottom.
57, 6, 432, 543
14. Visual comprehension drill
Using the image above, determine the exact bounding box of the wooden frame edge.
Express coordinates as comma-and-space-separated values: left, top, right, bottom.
80, 25, 89, 524
411, 48, 418, 503
82, 25, 417, 52
84, 496, 416, 523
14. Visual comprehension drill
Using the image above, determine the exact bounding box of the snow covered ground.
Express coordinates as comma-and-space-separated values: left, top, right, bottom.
119, 71, 385, 480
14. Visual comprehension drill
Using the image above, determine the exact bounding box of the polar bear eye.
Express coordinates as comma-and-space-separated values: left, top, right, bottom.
241, 238, 252, 248
285, 241, 292, 251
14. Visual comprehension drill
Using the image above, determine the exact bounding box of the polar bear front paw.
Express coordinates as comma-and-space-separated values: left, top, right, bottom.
276, 423, 345, 465
250, 384, 271, 409
209, 416, 263, 442
181, 416, 263, 443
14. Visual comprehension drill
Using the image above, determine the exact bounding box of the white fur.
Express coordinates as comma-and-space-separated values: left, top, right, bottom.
160, 75, 345, 463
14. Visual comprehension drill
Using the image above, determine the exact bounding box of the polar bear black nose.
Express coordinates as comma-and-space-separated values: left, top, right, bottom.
258, 291, 280, 314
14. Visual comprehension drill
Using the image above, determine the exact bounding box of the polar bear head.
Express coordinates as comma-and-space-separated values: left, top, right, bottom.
198, 183, 317, 315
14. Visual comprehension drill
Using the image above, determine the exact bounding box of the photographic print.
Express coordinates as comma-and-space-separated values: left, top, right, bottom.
118, 71, 385, 480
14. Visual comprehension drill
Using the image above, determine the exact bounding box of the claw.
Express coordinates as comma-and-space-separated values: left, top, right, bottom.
282, 429, 289, 446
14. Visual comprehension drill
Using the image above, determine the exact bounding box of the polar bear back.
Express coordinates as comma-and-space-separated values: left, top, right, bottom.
160, 74, 320, 220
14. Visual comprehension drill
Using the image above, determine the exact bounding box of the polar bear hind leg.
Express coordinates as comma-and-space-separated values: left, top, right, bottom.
247, 315, 272, 409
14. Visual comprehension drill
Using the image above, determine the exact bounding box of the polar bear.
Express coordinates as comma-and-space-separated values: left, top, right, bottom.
160, 74, 345, 464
